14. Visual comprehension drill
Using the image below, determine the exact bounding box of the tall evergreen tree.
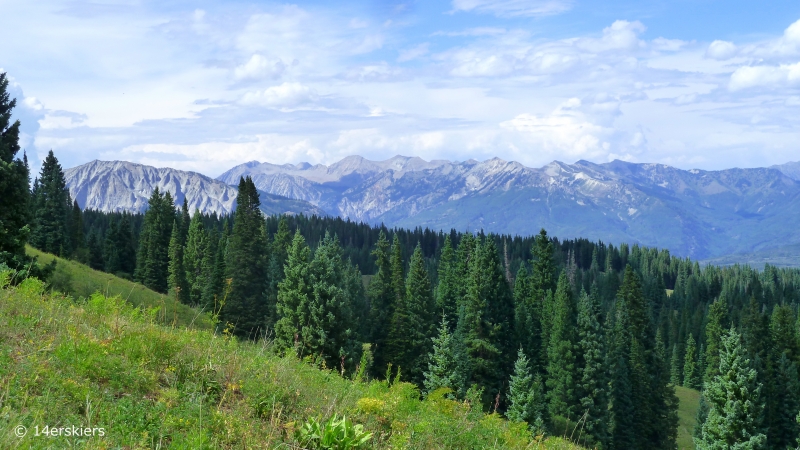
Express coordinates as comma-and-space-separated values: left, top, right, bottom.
423, 315, 461, 396
768, 352, 800, 449
0, 72, 31, 269
167, 220, 189, 304
546, 271, 577, 420
385, 243, 435, 384
30, 150, 71, 256
367, 231, 394, 377
695, 328, 766, 450
69, 200, 86, 262
683, 334, 700, 389
576, 287, 608, 449
507, 348, 546, 431
390, 234, 405, 305
435, 235, 459, 326
134, 188, 174, 292
184, 210, 209, 305
704, 296, 728, 382
670, 344, 683, 386
222, 177, 269, 338
275, 230, 312, 354
530, 228, 555, 368
86, 229, 104, 270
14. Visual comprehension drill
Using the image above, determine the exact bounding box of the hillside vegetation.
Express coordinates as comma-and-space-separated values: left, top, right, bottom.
26, 246, 213, 330
0, 270, 581, 449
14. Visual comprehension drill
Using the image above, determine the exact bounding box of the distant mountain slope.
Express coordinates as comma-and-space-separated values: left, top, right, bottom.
218, 156, 800, 260
773, 161, 800, 181
65, 160, 325, 217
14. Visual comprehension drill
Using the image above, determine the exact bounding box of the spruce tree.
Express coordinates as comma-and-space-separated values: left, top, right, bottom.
167, 220, 189, 304
385, 243, 434, 385
683, 334, 700, 389
704, 296, 728, 383
423, 315, 461, 396
304, 232, 356, 368
367, 231, 394, 377
546, 271, 577, 420
222, 177, 269, 338
30, 150, 72, 256
87, 229, 104, 270
275, 230, 312, 354
695, 328, 766, 450
184, 210, 208, 305
576, 287, 608, 449
769, 353, 800, 449
69, 200, 87, 262
507, 348, 546, 432
390, 234, 405, 305
0, 72, 31, 269
530, 228, 555, 368
435, 235, 459, 326
670, 344, 683, 386
134, 188, 174, 292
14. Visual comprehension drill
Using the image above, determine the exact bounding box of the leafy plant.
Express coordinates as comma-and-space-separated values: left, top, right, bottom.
294, 414, 373, 450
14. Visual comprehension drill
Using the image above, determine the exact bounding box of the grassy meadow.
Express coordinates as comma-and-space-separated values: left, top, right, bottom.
0, 266, 583, 449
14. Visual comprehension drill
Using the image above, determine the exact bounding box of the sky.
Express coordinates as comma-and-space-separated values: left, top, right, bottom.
2, 0, 800, 177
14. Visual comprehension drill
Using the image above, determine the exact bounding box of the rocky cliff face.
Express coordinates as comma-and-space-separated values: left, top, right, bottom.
218, 155, 800, 259
65, 160, 325, 217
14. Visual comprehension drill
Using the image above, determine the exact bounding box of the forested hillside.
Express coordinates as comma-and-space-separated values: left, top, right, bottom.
3, 71, 800, 449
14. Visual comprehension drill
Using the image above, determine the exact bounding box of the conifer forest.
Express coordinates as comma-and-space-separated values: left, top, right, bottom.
3, 71, 800, 449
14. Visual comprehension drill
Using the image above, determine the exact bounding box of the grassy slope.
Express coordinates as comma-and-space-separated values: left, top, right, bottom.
0, 273, 580, 449
26, 246, 213, 330
675, 386, 701, 450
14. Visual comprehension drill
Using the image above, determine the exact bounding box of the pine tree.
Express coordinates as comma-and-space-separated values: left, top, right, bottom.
201, 227, 227, 308
704, 296, 728, 382
69, 200, 87, 262
546, 271, 577, 420
769, 352, 800, 449
304, 232, 356, 368
423, 315, 461, 396
184, 210, 208, 305
275, 230, 312, 354
695, 328, 766, 450
0, 72, 31, 269
670, 344, 683, 386
530, 228, 555, 368
683, 334, 700, 389
608, 314, 635, 450
167, 220, 189, 304
507, 348, 546, 432
576, 287, 608, 449
222, 177, 269, 338
390, 234, 405, 305
386, 243, 434, 385
367, 231, 394, 378
134, 188, 174, 292
86, 229, 104, 270
30, 150, 72, 256
435, 235, 459, 326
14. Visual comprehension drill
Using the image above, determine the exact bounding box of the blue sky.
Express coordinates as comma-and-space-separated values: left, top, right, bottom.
2, 0, 799, 176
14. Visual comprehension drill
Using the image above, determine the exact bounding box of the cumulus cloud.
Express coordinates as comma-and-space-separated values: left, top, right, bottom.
729, 62, 800, 90
576, 20, 646, 53
234, 54, 287, 81
501, 98, 614, 158
706, 40, 737, 60
451, 0, 573, 18
239, 82, 318, 109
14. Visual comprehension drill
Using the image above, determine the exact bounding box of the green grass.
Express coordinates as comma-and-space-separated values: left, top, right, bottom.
675, 386, 701, 450
0, 269, 581, 449
26, 246, 213, 330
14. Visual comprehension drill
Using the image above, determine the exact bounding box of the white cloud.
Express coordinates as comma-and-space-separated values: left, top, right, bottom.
451, 0, 573, 18
576, 20, 646, 53
729, 62, 800, 90
234, 54, 287, 81
501, 98, 614, 158
239, 82, 318, 109
706, 40, 737, 60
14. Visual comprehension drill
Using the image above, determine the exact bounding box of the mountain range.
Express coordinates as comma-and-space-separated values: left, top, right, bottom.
64, 160, 325, 217
65, 156, 800, 262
